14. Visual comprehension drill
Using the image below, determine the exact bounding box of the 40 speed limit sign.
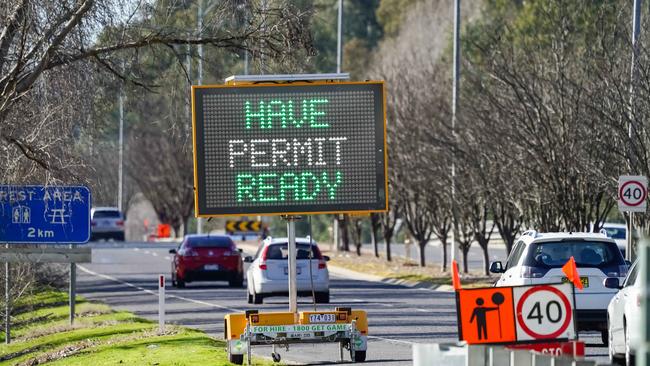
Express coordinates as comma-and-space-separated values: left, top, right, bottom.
618, 175, 648, 213
456, 283, 575, 344
514, 284, 575, 341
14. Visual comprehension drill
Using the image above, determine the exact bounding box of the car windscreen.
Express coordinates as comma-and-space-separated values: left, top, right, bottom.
265, 244, 322, 260
93, 211, 121, 218
186, 237, 233, 248
523, 240, 625, 269
603, 227, 626, 240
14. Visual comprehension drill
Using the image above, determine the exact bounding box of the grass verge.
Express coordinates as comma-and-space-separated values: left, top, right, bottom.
0, 289, 274, 365
327, 250, 495, 288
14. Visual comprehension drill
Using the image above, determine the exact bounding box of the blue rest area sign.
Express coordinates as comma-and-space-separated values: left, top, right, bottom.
0, 185, 91, 244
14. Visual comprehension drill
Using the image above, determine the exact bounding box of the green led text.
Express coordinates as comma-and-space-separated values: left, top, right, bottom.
236, 171, 342, 202
245, 99, 330, 129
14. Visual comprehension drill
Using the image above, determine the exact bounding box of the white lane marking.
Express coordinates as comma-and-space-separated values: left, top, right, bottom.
368, 335, 415, 345
77, 265, 242, 313
415, 309, 428, 313
164, 256, 171, 261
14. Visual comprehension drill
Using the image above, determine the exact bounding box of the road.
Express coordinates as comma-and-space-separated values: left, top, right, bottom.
77, 241, 609, 365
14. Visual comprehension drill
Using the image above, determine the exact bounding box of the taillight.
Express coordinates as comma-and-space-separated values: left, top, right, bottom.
318, 260, 327, 269
259, 246, 269, 270
183, 250, 198, 257
520, 266, 549, 278
116, 220, 124, 226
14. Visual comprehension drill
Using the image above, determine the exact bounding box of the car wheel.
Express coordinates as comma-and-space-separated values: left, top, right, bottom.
247, 292, 253, 304
115, 233, 125, 241
229, 275, 244, 288
176, 276, 185, 288
252, 290, 263, 304
602, 329, 609, 346
315, 292, 330, 304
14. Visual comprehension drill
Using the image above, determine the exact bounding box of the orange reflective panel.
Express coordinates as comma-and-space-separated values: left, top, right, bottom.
457, 287, 517, 344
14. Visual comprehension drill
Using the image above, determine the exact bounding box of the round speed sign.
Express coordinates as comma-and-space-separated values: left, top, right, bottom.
514, 285, 573, 341
619, 180, 647, 207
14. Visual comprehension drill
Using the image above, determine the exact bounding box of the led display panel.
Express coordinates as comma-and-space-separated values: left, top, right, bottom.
192, 81, 388, 216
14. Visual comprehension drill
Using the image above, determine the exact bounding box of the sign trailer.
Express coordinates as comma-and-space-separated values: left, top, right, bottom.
193, 74, 380, 365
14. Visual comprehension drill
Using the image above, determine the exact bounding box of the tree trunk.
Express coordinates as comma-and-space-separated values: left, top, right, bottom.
339, 217, 350, 252
481, 244, 490, 276
385, 238, 392, 262
441, 238, 448, 272
370, 214, 380, 258
419, 242, 426, 267
462, 248, 469, 273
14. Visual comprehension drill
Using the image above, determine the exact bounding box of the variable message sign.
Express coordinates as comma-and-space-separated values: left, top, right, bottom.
0, 185, 91, 244
192, 81, 387, 216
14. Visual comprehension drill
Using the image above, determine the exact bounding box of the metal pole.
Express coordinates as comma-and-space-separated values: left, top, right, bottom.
287, 217, 298, 318
450, 0, 461, 264
69, 245, 76, 326
4, 243, 9, 344
336, 0, 343, 74
196, 0, 204, 235
638, 240, 650, 365
627, 0, 642, 261
118, 80, 124, 213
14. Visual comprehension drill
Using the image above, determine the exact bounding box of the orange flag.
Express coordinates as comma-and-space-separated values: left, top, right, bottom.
562, 256, 583, 290
452, 259, 462, 290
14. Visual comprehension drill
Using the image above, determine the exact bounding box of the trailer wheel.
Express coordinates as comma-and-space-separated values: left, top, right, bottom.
228, 353, 243, 365
352, 350, 366, 362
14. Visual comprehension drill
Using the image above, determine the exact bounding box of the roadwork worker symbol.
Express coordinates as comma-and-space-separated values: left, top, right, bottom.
470, 298, 498, 340
457, 287, 516, 344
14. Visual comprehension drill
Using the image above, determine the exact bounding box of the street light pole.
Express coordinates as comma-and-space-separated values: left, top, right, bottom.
118, 75, 124, 213
336, 0, 343, 74
196, 0, 204, 234
450, 0, 461, 265
626, 0, 642, 262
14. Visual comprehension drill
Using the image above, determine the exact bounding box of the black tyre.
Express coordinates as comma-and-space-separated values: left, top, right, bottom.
176, 278, 185, 288
115, 232, 125, 241
252, 291, 263, 304
602, 329, 609, 346
352, 350, 366, 362
229, 275, 244, 288
228, 353, 244, 365
315, 292, 330, 304
247, 292, 253, 304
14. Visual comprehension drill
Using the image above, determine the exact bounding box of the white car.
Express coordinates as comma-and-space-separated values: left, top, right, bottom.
606, 259, 640, 365
490, 231, 628, 343
601, 223, 628, 257
90, 207, 125, 241
245, 237, 330, 304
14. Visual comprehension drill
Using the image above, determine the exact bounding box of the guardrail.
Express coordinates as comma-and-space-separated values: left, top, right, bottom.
412, 343, 597, 366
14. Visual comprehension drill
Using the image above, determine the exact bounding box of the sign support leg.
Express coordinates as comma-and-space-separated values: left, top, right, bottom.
4, 244, 9, 344
627, 212, 634, 261
69, 263, 76, 325
285, 216, 299, 319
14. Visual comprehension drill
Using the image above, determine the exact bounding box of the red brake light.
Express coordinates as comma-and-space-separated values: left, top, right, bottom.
318, 260, 327, 269
115, 220, 124, 226
259, 246, 269, 270
183, 249, 198, 257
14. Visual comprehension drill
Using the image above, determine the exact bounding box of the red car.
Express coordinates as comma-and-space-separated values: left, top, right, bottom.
170, 234, 244, 288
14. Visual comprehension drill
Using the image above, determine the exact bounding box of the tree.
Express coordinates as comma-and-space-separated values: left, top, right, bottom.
0, 0, 313, 182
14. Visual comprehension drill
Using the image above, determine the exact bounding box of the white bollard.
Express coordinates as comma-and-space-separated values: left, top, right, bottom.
158, 274, 165, 333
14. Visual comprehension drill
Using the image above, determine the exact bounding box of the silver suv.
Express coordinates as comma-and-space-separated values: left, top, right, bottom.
91, 207, 125, 241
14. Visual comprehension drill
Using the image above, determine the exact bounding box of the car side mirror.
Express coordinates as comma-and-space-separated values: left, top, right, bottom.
169, 249, 177, 254
604, 277, 622, 289
323, 255, 330, 262
244, 256, 253, 263
237, 248, 243, 253
489, 261, 504, 274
